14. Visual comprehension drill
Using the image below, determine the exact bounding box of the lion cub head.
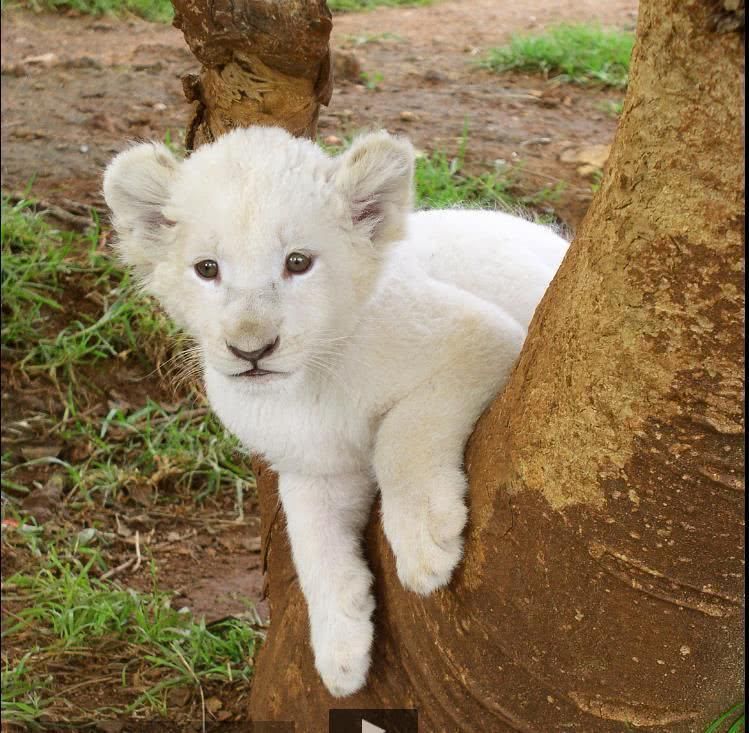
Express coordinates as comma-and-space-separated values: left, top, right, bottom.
103, 127, 414, 388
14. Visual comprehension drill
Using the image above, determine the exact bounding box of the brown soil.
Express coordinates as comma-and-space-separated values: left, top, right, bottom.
1, 347, 268, 624
1, 0, 638, 229
1, 0, 638, 727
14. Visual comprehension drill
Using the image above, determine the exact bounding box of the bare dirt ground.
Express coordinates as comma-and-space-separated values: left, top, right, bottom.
1, 0, 638, 727
2, 0, 638, 229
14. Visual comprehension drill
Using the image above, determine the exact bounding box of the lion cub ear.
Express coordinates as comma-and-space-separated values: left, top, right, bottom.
332, 131, 414, 246
103, 142, 180, 275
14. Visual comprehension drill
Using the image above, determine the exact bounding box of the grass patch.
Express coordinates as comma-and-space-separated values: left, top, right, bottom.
2, 399, 248, 506
321, 135, 562, 214
1, 540, 261, 726
1, 652, 48, 729
17, 0, 427, 19
2, 197, 177, 382
481, 23, 634, 89
1, 196, 250, 505
1, 194, 258, 721
1, 198, 73, 350
360, 69, 385, 90
12, 0, 439, 22
414, 143, 561, 212
19, 0, 173, 21
328, 0, 431, 11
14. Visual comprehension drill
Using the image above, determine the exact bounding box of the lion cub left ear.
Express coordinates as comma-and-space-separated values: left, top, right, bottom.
103, 142, 180, 274
332, 131, 415, 246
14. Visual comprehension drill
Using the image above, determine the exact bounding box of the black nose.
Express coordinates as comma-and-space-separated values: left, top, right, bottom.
227, 337, 279, 363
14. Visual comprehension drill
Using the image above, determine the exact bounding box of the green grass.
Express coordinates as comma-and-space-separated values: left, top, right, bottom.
2, 198, 177, 382
1, 541, 261, 725
416, 148, 517, 208
20, 0, 172, 21
481, 23, 635, 89
705, 702, 745, 733
328, 0, 431, 11
163, 128, 186, 156
1, 652, 49, 729
1, 197, 249, 506
17, 0, 429, 20
2, 398, 249, 506
360, 70, 385, 90
321, 134, 562, 214
1, 199, 260, 725
24, 0, 173, 22
414, 143, 561, 212
1, 198, 77, 349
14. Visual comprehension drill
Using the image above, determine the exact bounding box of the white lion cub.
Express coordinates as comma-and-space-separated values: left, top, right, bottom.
103, 126, 567, 697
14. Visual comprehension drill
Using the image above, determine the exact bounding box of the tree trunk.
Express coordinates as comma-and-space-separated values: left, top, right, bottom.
247, 2, 745, 730
170, 0, 333, 149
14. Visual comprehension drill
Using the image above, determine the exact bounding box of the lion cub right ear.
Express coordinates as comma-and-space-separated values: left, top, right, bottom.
331, 131, 415, 248
103, 142, 180, 275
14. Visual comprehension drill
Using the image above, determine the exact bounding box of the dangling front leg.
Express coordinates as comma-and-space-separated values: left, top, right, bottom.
278, 471, 377, 697
373, 308, 525, 595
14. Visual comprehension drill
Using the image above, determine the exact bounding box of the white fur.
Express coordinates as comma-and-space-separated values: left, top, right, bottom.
103, 126, 568, 697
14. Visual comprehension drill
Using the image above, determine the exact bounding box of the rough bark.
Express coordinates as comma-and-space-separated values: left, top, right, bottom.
170, 0, 332, 148
242, 1, 744, 730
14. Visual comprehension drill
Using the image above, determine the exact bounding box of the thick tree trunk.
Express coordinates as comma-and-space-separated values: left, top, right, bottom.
170, 0, 332, 148
246, 2, 745, 731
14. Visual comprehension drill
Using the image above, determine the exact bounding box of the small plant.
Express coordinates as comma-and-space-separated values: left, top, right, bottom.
360, 70, 385, 90
481, 24, 635, 89
1, 652, 49, 728
596, 99, 624, 117
163, 128, 185, 155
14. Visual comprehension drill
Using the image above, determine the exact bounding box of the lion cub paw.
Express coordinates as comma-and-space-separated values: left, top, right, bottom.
386, 476, 468, 595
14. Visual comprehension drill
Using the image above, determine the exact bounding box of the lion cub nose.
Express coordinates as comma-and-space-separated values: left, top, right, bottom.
227, 337, 280, 363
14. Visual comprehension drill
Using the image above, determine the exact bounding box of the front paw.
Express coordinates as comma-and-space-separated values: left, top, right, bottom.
312, 612, 374, 697
309, 574, 375, 697
384, 477, 468, 595
395, 528, 464, 595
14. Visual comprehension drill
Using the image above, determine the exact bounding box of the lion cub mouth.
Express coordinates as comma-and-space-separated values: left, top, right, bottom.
234, 368, 284, 378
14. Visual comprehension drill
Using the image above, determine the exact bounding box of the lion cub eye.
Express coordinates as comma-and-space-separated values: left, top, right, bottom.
285, 252, 313, 275
195, 259, 219, 280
